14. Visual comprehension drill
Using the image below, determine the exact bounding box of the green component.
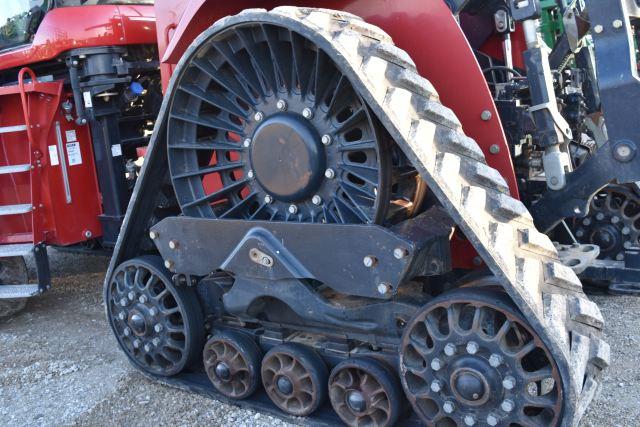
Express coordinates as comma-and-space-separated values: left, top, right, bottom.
539, 0, 568, 47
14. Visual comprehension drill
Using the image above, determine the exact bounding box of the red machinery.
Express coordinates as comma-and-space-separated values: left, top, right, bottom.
0, 2, 157, 316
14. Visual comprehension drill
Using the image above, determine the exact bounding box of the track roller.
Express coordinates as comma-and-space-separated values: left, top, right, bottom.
400, 289, 562, 426
328, 357, 403, 427
105, 256, 204, 376
261, 343, 328, 416
203, 330, 262, 399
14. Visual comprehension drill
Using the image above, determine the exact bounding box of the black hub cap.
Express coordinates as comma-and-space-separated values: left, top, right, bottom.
276, 375, 294, 396
167, 22, 424, 224
128, 311, 147, 336
346, 390, 366, 413
448, 357, 497, 407
251, 113, 325, 202
215, 362, 231, 381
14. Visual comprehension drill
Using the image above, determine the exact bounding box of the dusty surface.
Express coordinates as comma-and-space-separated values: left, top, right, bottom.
0, 250, 637, 426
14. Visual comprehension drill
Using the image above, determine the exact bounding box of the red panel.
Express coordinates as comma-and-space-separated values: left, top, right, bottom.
0, 5, 156, 73
156, 0, 520, 269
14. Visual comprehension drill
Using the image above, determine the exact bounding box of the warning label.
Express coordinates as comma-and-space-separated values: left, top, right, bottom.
48, 145, 59, 166
66, 141, 82, 166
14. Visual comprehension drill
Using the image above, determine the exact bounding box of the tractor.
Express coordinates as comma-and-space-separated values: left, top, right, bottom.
4, 0, 639, 425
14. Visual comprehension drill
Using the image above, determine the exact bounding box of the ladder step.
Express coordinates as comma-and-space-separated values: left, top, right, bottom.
0, 164, 31, 174
0, 204, 32, 216
0, 284, 40, 299
0, 243, 34, 257
0, 124, 27, 134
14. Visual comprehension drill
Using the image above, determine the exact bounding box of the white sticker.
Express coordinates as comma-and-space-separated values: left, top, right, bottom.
66, 141, 82, 166
48, 145, 59, 166
83, 91, 93, 108
65, 129, 77, 142
111, 144, 122, 157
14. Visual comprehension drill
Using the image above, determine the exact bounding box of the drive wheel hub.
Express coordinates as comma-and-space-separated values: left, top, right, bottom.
128, 311, 147, 336
345, 390, 367, 413
251, 113, 325, 202
451, 368, 488, 405
214, 362, 231, 381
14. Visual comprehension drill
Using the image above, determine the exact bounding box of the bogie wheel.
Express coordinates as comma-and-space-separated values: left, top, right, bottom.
203, 330, 262, 399
261, 342, 328, 416
328, 357, 403, 427
0, 256, 29, 318
167, 21, 424, 224
106, 256, 204, 376
400, 288, 563, 427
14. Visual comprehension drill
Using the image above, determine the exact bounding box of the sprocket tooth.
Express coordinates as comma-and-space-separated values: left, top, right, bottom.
465, 161, 510, 194
390, 68, 439, 101
435, 127, 486, 163
371, 42, 417, 71
415, 98, 462, 131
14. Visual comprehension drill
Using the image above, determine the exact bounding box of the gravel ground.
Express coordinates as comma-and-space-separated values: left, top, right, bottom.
0, 250, 638, 426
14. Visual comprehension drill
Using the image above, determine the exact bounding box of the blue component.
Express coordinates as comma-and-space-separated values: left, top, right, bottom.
129, 82, 144, 95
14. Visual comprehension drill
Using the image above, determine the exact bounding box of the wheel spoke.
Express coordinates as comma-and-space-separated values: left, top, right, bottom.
172, 161, 245, 180
182, 179, 249, 209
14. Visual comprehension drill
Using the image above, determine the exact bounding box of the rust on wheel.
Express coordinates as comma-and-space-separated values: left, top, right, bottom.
261, 342, 328, 416
329, 357, 402, 427
400, 288, 563, 427
203, 330, 262, 399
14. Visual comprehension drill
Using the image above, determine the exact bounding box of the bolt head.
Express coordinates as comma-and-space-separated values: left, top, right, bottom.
325, 168, 336, 179
430, 357, 444, 371
442, 401, 455, 414
444, 343, 457, 356
149, 307, 158, 317
430, 380, 443, 393
120, 298, 128, 307
302, 107, 314, 119
466, 341, 479, 355
489, 354, 503, 367
149, 230, 159, 240
583, 218, 592, 226
486, 414, 499, 426
501, 399, 515, 412
594, 24, 604, 33
611, 216, 620, 224
254, 111, 264, 122
264, 194, 274, 204
164, 259, 174, 270
168, 240, 179, 250
247, 170, 255, 179
152, 338, 161, 347
377, 282, 391, 295
393, 247, 409, 260
133, 339, 141, 349
472, 256, 483, 266
596, 213, 605, 221
481, 110, 492, 121
502, 375, 516, 390
144, 343, 152, 352
464, 415, 476, 426
128, 291, 136, 301
312, 195, 322, 205
363, 256, 377, 268
321, 134, 332, 146
276, 99, 288, 111
243, 138, 251, 148
489, 144, 500, 154
575, 229, 585, 238
154, 323, 163, 333
118, 312, 126, 321
288, 204, 298, 214
622, 227, 631, 235
613, 19, 623, 29
123, 327, 131, 337
138, 295, 148, 304
625, 241, 633, 249
616, 252, 625, 261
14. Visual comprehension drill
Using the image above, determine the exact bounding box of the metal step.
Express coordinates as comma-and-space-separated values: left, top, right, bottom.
0, 164, 30, 174
0, 204, 32, 216
0, 243, 33, 257
0, 284, 40, 299
0, 124, 27, 134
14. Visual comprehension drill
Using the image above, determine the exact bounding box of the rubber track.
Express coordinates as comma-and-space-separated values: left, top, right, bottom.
225, 7, 609, 426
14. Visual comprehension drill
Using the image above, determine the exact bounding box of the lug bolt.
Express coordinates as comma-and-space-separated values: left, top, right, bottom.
123, 327, 131, 337
325, 168, 336, 179
302, 107, 314, 119
128, 291, 136, 301
120, 298, 128, 307
247, 170, 255, 179
622, 227, 631, 235
596, 213, 605, 221
442, 401, 455, 414
575, 229, 585, 238
430, 357, 444, 371
149, 307, 158, 316
243, 138, 251, 148
363, 256, 377, 268
164, 259, 174, 270
288, 204, 298, 214
466, 341, 479, 355
154, 323, 164, 333
144, 343, 152, 353
486, 413, 499, 426
430, 380, 443, 393
583, 218, 592, 226
139, 295, 148, 304
393, 247, 409, 259
481, 110, 492, 121
611, 216, 620, 224
264, 195, 274, 204
444, 343, 457, 356
168, 240, 179, 250
377, 282, 392, 295
502, 375, 516, 390
594, 24, 604, 33
149, 230, 159, 240
276, 99, 288, 111
152, 338, 161, 347
118, 312, 126, 321
321, 134, 332, 146
254, 111, 264, 122
501, 399, 515, 412
312, 195, 322, 205
613, 19, 623, 29
464, 415, 476, 426
489, 353, 503, 367
133, 339, 141, 349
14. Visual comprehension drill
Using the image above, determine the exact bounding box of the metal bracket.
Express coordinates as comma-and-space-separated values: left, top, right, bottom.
509, 0, 542, 21
528, 101, 573, 139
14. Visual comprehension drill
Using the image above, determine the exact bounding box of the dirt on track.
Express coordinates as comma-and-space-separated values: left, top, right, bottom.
0, 250, 637, 426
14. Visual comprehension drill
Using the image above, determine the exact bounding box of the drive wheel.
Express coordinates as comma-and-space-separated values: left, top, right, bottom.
0, 256, 29, 318
261, 343, 328, 416
203, 330, 262, 399
106, 256, 204, 376
400, 288, 563, 427
329, 357, 403, 427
